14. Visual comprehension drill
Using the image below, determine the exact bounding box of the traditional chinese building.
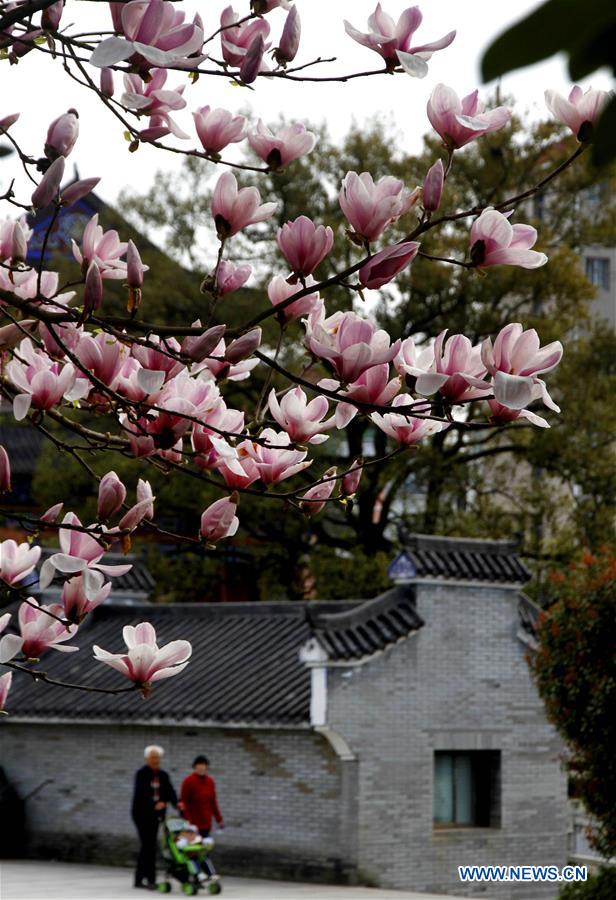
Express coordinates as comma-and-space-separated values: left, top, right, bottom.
1, 535, 570, 898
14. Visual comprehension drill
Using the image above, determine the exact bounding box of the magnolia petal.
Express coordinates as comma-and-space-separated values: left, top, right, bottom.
492, 372, 534, 410
396, 50, 429, 78
0, 633, 24, 664
90, 36, 135, 67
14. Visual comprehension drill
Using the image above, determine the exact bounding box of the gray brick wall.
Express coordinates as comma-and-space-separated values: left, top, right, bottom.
0, 722, 348, 881
325, 583, 569, 898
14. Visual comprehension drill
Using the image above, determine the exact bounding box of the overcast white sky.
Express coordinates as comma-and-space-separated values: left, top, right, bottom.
1, 0, 612, 206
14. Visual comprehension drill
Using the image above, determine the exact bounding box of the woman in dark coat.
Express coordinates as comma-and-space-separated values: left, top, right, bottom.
131, 744, 179, 890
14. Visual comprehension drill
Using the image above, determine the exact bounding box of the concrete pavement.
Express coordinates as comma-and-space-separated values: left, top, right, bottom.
0, 861, 468, 900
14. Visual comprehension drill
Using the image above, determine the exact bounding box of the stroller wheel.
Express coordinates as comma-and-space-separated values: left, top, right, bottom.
207, 882, 222, 895
157, 882, 172, 893
181, 884, 197, 896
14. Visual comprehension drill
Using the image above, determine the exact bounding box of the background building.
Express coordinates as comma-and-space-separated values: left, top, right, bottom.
1, 536, 570, 898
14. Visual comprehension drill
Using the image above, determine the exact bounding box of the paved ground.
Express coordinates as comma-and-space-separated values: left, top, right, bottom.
0, 861, 466, 900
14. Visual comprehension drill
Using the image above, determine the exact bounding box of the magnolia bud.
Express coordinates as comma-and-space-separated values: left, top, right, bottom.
182, 324, 226, 363
200, 494, 239, 544
342, 458, 363, 496
83, 260, 103, 314
239, 34, 264, 85
422, 158, 444, 212
45, 109, 79, 161
31, 156, 65, 209
358, 242, 420, 290
0, 113, 19, 131
0, 446, 11, 493
100, 67, 115, 98
61, 177, 100, 208
275, 6, 300, 65
300, 468, 337, 517
225, 328, 261, 364
42, 0, 64, 30
9, 222, 27, 264
97, 471, 127, 520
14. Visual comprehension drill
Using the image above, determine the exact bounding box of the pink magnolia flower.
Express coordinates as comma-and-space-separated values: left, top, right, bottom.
220, 6, 271, 67
470, 208, 547, 269
268, 387, 337, 444
372, 394, 447, 445
98, 471, 127, 520
61, 572, 112, 624
545, 85, 611, 140
319, 363, 401, 425
481, 323, 563, 421
72, 214, 128, 279
93, 622, 192, 693
19, 599, 79, 659
248, 120, 315, 170
74, 332, 128, 392
422, 158, 444, 211
132, 335, 183, 382
45, 109, 79, 160
193, 106, 247, 155
0, 671, 12, 711
121, 69, 189, 139
219, 453, 260, 490
119, 497, 155, 532
211, 171, 277, 239
396, 331, 488, 402
0, 613, 23, 664
305, 303, 400, 384
300, 468, 337, 516
213, 259, 252, 295
200, 495, 239, 543
359, 241, 420, 289
427, 84, 511, 149
0, 540, 41, 586
39, 512, 132, 590
344, 4, 455, 73
275, 5, 301, 65
192, 403, 245, 471
277, 216, 334, 277
6, 339, 88, 420
93, 0, 205, 70
339, 171, 419, 243
268, 274, 320, 321
242, 428, 311, 484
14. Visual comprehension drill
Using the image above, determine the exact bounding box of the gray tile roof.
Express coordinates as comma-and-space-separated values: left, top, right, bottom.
308, 585, 422, 661
392, 533, 531, 585
4, 587, 424, 725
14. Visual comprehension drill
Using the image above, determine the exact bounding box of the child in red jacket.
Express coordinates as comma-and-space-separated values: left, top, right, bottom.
180, 755, 224, 837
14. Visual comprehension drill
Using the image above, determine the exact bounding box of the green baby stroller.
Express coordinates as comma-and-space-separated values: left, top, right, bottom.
157, 816, 222, 895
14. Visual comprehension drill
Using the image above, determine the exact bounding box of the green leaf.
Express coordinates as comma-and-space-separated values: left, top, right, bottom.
568, 25, 616, 80
481, 0, 616, 81
592, 96, 616, 167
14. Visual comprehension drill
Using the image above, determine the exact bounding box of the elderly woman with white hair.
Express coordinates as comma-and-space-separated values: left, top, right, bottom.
131, 744, 180, 890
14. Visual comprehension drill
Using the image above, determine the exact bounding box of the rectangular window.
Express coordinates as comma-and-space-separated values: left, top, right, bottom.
585, 257, 610, 291
433, 751, 501, 828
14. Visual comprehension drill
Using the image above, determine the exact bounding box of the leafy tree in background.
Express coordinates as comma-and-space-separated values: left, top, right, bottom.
533, 550, 616, 858
85, 108, 615, 601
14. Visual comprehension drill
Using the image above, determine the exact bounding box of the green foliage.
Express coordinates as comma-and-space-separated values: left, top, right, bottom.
558, 868, 616, 900
481, 0, 616, 165
532, 550, 616, 858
